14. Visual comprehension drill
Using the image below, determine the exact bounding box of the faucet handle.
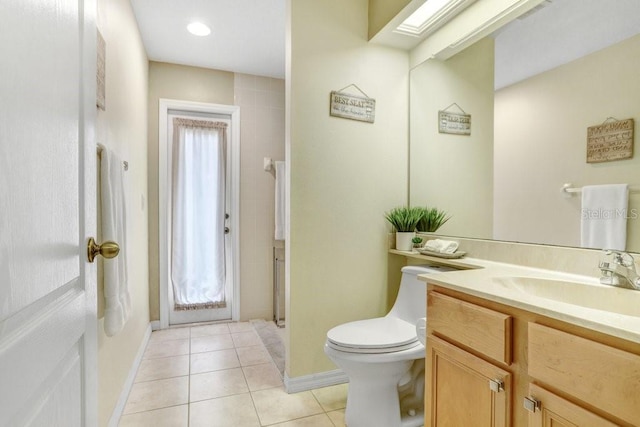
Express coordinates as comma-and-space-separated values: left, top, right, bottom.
600, 250, 640, 290
618, 252, 636, 268
602, 249, 635, 267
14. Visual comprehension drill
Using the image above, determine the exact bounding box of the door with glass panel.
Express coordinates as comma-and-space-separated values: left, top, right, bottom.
167, 112, 232, 325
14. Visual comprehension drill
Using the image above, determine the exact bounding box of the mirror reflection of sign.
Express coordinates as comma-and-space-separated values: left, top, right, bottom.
329, 91, 375, 123
439, 111, 471, 135
587, 119, 634, 163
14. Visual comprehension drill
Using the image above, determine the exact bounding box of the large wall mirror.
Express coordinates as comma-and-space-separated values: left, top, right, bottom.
409, 0, 640, 252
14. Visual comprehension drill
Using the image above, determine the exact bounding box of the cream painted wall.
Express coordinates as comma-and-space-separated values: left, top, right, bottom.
95, 0, 149, 425
409, 37, 494, 239
288, 0, 409, 377
147, 63, 234, 321
494, 34, 640, 252
234, 73, 286, 321
147, 63, 285, 322
368, 0, 412, 40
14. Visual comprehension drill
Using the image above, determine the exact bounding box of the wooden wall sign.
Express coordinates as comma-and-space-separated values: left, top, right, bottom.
438, 110, 471, 135
329, 91, 375, 123
587, 118, 634, 163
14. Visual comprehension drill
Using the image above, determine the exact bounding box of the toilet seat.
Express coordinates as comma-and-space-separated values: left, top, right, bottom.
326, 317, 419, 354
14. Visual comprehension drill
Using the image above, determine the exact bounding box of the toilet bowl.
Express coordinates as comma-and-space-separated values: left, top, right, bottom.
324, 265, 455, 427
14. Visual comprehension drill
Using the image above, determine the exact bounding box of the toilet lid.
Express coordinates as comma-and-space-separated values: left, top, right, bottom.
327, 317, 419, 353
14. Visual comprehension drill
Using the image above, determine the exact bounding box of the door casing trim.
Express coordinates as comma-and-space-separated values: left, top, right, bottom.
158, 98, 241, 328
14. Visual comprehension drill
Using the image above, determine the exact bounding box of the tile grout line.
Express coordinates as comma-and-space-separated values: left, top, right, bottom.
246, 386, 264, 426
120, 402, 188, 418
249, 323, 279, 426
249, 325, 266, 427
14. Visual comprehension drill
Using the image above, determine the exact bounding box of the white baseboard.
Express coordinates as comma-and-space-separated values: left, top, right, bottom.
284, 369, 348, 394
107, 323, 152, 427
150, 320, 161, 331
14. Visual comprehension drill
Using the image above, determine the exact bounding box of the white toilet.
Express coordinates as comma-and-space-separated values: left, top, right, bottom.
324, 265, 454, 427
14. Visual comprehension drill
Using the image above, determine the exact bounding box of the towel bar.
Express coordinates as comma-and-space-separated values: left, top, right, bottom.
563, 183, 639, 196
273, 246, 285, 328
97, 145, 128, 171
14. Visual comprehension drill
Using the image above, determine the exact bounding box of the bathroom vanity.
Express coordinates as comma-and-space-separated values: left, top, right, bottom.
392, 250, 640, 427
426, 286, 639, 427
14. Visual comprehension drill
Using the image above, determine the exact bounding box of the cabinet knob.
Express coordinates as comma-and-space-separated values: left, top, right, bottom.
523, 396, 541, 413
489, 379, 504, 393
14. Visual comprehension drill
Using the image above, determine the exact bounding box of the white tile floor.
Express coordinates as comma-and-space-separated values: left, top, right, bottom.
118, 322, 347, 427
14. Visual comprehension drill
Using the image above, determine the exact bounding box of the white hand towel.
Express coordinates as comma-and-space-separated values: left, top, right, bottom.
101, 146, 131, 336
424, 239, 459, 254
275, 161, 286, 241
581, 184, 629, 251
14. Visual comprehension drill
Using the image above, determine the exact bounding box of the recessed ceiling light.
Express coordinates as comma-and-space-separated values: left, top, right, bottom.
187, 22, 211, 37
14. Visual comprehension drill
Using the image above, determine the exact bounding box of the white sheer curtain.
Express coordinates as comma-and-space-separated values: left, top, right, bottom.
171, 118, 228, 310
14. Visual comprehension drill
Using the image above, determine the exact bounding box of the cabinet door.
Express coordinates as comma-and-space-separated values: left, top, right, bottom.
427, 335, 511, 427
526, 384, 618, 427
529, 322, 640, 425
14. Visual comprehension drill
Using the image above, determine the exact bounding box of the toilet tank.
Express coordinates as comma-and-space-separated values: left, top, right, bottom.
387, 265, 456, 325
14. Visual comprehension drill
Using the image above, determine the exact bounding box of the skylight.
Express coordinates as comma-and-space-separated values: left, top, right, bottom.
396, 0, 470, 36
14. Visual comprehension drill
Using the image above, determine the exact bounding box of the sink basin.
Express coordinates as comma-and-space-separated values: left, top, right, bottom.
492, 276, 640, 317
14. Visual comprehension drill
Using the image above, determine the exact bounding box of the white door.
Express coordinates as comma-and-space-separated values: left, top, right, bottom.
0, 0, 97, 426
158, 99, 240, 328
167, 112, 232, 325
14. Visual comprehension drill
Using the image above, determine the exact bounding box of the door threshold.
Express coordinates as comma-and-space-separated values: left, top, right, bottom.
167, 318, 233, 329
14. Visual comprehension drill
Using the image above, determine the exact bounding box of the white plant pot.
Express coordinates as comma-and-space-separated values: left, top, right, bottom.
395, 232, 415, 251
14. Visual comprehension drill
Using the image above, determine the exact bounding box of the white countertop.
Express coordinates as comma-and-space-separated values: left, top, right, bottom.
414, 256, 640, 345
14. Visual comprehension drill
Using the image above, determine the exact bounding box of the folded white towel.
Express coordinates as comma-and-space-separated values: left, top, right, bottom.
101, 146, 131, 337
274, 161, 286, 241
581, 184, 628, 250
424, 239, 459, 254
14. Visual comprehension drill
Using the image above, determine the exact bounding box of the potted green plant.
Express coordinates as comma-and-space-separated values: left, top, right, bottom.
384, 206, 424, 251
416, 207, 451, 233
412, 236, 423, 249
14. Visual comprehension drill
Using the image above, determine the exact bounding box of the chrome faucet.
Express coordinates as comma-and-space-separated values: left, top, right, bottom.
599, 250, 640, 290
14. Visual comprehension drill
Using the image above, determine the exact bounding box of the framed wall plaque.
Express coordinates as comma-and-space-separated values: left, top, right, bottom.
329, 85, 375, 123
438, 110, 471, 135
587, 118, 634, 163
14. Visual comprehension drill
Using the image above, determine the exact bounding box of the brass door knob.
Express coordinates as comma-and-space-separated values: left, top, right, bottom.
87, 237, 120, 263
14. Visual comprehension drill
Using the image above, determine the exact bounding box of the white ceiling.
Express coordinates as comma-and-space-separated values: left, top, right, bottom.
130, 0, 286, 78
494, 0, 640, 90
129, 0, 640, 85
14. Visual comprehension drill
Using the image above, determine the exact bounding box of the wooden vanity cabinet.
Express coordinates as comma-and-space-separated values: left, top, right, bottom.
526, 384, 618, 427
428, 335, 512, 427
426, 291, 513, 426
528, 323, 640, 426
425, 287, 640, 427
